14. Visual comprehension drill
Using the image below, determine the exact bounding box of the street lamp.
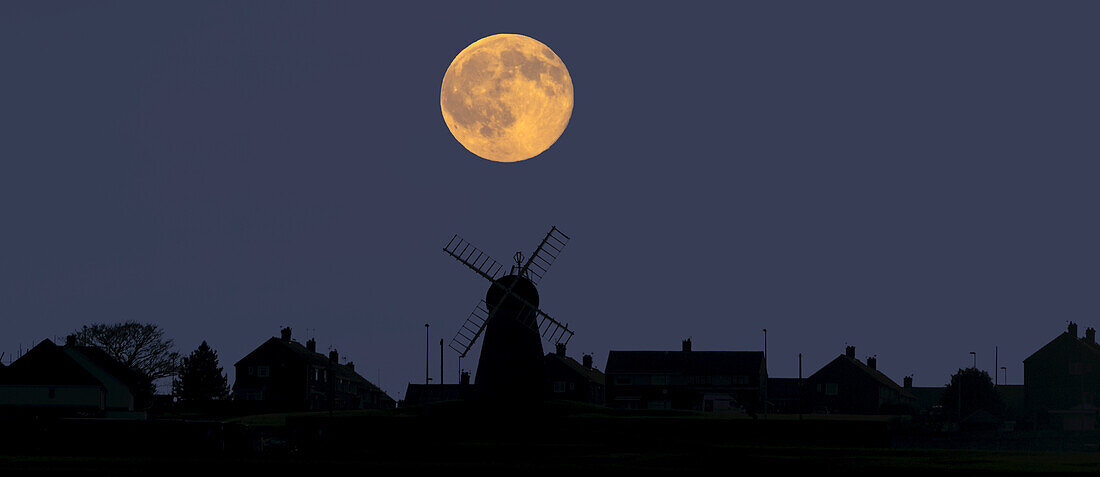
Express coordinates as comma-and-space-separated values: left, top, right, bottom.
762, 329, 768, 420
425, 323, 430, 385
1000, 366, 1007, 385
969, 351, 976, 369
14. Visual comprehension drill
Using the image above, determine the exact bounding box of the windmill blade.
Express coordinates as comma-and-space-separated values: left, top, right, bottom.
534, 308, 574, 346
444, 234, 505, 282
448, 300, 493, 358
520, 226, 570, 284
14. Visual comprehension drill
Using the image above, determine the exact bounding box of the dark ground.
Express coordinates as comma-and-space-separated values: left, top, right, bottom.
2, 401, 1099, 473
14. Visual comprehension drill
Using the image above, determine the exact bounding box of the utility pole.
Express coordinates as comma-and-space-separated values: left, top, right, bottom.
762, 329, 768, 420
440, 338, 444, 399
798, 352, 803, 421
994, 346, 998, 386
969, 351, 976, 369
425, 323, 430, 385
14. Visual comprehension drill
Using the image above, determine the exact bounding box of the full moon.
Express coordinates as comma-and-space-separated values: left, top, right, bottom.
441, 34, 573, 163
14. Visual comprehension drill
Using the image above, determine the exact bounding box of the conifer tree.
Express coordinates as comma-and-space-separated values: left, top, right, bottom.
172, 341, 230, 402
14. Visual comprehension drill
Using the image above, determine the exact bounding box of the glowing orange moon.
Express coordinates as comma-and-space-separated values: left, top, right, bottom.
441, 34, 574, 163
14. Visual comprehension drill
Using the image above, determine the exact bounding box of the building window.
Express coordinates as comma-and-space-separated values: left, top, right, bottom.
48, 387, 56, 399
247, 366, 255, 376
614, 376, 632, 385
733, 375, 749, 385
569, 382, 576, 391
711, 375, 732, 386
553, 381, 566, 393
825, 383, 839, 396
257, 366, 270, 377
651, 375, 670, 385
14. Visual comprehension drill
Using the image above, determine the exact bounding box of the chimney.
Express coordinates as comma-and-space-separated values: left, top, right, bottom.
64, 335, 76, 347
347, 361, 355, 372
682, 339, 692, 352
329, 349, 339, 364
555, 342, 566, 357
582, 354, 593, 369
867, 356, 877, 370
904, 376, 913, 389
460, 371, 471, 385
1087, 328, 1096, 344
306, 338, 316, 353
280, 327, 292, 341
1069, 322, 1078, 337
845, 345, 855, 359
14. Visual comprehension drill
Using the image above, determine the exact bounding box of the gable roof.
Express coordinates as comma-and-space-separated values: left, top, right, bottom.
546, 353, 605, 385
1024, 332, 1100, 363
237, 336, 392, 398
605, 350, 765, 376
0, 340, 101, 385
0, 339, 142, 395
813, 354, 915, 400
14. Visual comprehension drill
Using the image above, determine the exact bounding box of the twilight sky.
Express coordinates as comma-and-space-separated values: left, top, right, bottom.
2, 1, 1099, 399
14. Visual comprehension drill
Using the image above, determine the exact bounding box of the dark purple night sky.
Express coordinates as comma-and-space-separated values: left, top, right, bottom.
2, 1, 1099, 399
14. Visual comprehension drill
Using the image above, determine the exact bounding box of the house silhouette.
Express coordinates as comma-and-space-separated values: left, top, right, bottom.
0, 338, 145, 419
1024, 322, 1100, 430
233, 327, 394, 411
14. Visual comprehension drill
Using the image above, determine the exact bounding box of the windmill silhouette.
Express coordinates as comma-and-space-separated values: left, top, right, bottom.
443, 226, 574, 399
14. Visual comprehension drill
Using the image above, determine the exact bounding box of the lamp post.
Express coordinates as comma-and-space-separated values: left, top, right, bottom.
969, 351, 976, 369
1000, 366, 1007, 385
762, 329, 768, 419
425, 323, 430, 385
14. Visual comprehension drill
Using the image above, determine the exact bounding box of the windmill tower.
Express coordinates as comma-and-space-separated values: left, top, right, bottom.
443, 226, 574, 400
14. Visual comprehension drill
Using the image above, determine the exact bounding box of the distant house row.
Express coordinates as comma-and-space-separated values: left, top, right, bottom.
2, 323, 1096, 430
595, 323, 1099, 430
0, 327, 395, 417
401, 322, 1098, 431
599, 340, 913, 415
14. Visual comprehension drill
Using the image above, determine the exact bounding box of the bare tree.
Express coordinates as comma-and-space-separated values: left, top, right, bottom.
70, 321, 180, 381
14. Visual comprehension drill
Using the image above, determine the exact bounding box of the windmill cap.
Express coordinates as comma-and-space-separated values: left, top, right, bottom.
486, 274, 539, 311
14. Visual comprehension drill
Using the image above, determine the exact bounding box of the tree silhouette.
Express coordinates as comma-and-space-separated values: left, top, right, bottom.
940, 368, 1004, 422
69, 321, 179, 403
70, 321, 180, 380
172, 341, 230, 402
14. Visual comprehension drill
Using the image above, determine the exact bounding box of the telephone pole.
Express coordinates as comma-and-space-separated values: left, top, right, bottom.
424, 323, 430, 385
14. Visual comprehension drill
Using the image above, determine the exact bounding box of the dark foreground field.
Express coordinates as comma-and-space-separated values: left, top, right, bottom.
3, 446, 1099, 474
2, 401, 1099, 473
2, 446, 1100, 472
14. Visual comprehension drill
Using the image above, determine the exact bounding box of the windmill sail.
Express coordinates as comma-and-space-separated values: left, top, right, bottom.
535, 308, 574, 345
448, 300, 493, 358
520, 226, 570, 284
444, 234, 505, 282
448, 290, 574, 357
